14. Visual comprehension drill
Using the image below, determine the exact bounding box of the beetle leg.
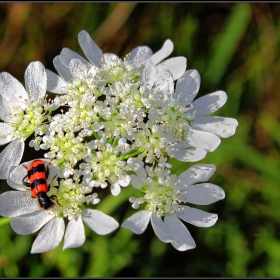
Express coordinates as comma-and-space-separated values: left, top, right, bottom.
45, 160, 52, 179
22, 164, 28, 170
47, 174, 57, 191
50, 195, 62, 207
22, 174, 30, 188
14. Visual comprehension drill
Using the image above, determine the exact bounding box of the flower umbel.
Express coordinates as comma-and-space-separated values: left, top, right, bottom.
0, 30, 237, 254
122, 164, 225, 251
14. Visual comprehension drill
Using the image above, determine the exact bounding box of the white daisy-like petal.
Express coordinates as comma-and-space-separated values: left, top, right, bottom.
140, 64, 157, 90
176, 164, 216, 188
8, 164, 28, 190
0, 123, 13, 145
150, 213, 174, 242
0, 191, 39, 217
121, 210, 151, 234
164, 214, 196, 251
103, 53, 119, 64
148, 39, 174, 66
183, 183, 225, 205
69, 58, 87, 79
110, 183, 121, 196
175, 69, 201, 106
156, 56, 187, 80
45, 69, 67, 94
30, 217, 65, 254
127, 46, 153, 67
0, 96, 10, 121
153, 69, 174, 96
63, 216, 85, 250
60, 47, 90, 69
53, 55, 73, 82
167, 141, 207, 162
0, 72, 28, 103
10, 210, 53, 235
187, 90, 227, 117
184, 128, 221, 152
191, 116, 238, 138
24, 61, 47, 102
0, 139, 24, 179
7, 166, 27, 191
78, 30, 104, 68
176, 206, 218, 227
82, 209, 119, 235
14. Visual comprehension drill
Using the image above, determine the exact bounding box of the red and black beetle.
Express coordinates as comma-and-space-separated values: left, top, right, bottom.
22, 160, 58, 210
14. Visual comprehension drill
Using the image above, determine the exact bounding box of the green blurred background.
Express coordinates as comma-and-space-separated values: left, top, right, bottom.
0, 2, 280, 277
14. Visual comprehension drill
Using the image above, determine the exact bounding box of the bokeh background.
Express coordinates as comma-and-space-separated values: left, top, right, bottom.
0, 2, 280, 277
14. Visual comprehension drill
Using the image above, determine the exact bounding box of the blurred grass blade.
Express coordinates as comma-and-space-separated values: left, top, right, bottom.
0, 218, 10, 226
204, 3, 252, 87
259, 112, 280, 146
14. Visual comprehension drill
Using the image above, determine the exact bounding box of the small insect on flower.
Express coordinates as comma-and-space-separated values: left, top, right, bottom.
22, 160, 59, 210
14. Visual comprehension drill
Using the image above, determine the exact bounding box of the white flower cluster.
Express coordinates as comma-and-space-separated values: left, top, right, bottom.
0, 30, 238, 254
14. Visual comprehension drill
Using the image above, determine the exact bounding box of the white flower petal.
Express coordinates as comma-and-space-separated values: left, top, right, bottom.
0, 191, 39, 217
167, 141, 207, 162
60, 47, 90, 69
157, 56, 187, 80
24, 61, 47, 102
63, 216, 85, 250
127, 46, 153, 67
185, 128, 221, 152
192, 116, 238, 138
45, 69, 67, 94
176, 206, 218, 227
78, 30, 104, 68
82, 209, 119, 235
153, 69, 174, 96
0, 123, 13, 145
0, 72, 28, 103
53, 55, 73, 82
69, 58, 87, 79
0, 96, 11, 121
183, 183, 225, 205
110, 183, 121, 196
176, 164, 216, 188
0, 139, 24, 179
151, 213, 174, 242
164, 214, 196, 251
0, 96, 26, 122
140, 64, 157, 90
118, 175, 131, 187
7, 165, 28, 191
175, 69, 201, 106
121, 210, 151, 234
31, 217, 65, 254
103, 53, 119, 64
148, 39, 174, 66
10, 210, 53, 235
188, 90, 227, 116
